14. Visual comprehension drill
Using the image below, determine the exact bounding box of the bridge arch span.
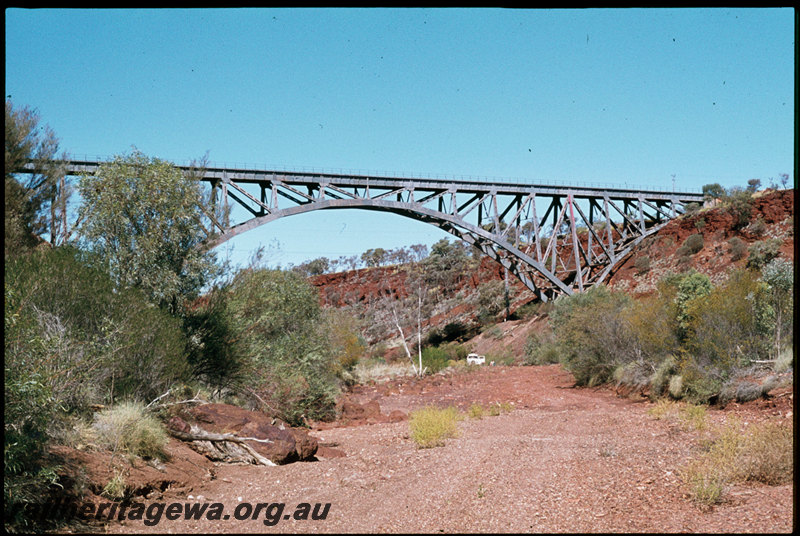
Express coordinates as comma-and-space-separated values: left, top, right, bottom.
43, 161, 706, 301
205, 198, 573, 299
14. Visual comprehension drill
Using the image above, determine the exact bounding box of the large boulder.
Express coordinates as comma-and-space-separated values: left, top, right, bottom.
167, 403, 318, 465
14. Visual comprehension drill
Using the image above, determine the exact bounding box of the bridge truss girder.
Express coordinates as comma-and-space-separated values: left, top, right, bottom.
47, 161, 704, 301
198, 168, 703, 301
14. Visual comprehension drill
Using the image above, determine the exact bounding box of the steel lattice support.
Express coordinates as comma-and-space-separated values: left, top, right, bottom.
43, 161, 706, 302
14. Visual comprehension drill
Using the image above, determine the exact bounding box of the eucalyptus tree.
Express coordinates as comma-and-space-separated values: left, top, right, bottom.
77, 149, 222, 315
4, 99, 70, 256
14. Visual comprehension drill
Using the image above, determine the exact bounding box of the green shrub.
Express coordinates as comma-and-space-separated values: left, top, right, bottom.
685, 269, 773, 372
683, 234, 705, 255
683, 375, 724, 405
762, 258, 794, 360
723, 188, 753, 230
624, 296, 680, 367
408, 406, 461, 448
476, 280, 507, 323
634, 255, 651, 275
102, 472, 128, 500
746, 238, 782, 270
747, 178, 762, 192
551, 285, 632, 387
76, 150, 222, 316
5, 246, 190, 408
224, 268, 340, 425
702, 183, 725, 200
5, 246, 191, 531
92, 401, 169, 460
184, 288, 246, 392
4, 336, 63, 532
749, 218, 766, 236
467, 403, 485, 419
449, 343, 469, 361
421, 346, 452, 374
674, 270, 712, 338
727, 237, 747, 261
523, 332, 561, 365
324, 308, 366, 375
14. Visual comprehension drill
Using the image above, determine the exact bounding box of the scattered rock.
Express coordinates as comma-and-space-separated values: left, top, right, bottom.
387, 410, 407, 422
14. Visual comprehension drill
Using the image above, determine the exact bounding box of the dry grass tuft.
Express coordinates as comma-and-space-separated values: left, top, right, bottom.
735, 420, 793, 485
681, 417, 793, 505
408, 406, 461, 448
92, 401, 169, 460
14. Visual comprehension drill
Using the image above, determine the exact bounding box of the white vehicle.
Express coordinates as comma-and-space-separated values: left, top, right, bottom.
466, 353, 486, 365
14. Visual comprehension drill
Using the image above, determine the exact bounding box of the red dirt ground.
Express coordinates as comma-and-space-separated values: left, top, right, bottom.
83, 364, 794, 534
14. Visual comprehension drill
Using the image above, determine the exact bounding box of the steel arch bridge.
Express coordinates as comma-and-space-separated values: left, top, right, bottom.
60, 160, 705, 302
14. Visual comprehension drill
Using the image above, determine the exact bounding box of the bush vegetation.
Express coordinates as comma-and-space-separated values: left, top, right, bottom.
222, 268, 342, 425
5, 103, 792, 528
723, 188, 753, 230
523, 332, 561, 366
467, 403, 486, 419
633, 255, 651, 275
546, 258, 791, 404
748, 217, 766, 236
727, 236, 747, 261
475, 280, 507, 323
746, 238, 782, 270
5, 131, 366, 530
683, 233, 705, 255
549, 285, 633, 387
420, 346, 453, 374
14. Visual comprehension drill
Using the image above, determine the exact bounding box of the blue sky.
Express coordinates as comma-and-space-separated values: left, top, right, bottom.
5, 8, 795, 271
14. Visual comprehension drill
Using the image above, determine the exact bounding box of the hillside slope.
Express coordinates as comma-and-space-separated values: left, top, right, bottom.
310, 189, 794, 352
606, 188, 794, 294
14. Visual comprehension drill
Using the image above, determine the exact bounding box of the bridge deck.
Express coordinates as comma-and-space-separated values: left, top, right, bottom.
60, 160, 705, 203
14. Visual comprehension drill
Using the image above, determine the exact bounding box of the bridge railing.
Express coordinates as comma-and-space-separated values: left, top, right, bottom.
65, 154, 703, 193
